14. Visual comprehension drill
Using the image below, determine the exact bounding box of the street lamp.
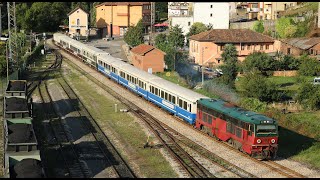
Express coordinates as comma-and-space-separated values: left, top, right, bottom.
201, 46, 208, 86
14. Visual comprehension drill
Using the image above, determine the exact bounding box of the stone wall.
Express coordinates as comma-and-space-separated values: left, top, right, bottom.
273, 70, 297, 77
230, 20, 276, 32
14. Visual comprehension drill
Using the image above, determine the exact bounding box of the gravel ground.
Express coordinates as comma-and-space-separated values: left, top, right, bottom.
48, 39, 320, 178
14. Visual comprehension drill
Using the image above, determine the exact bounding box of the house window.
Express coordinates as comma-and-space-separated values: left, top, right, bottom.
210, 13, 213, 17
188, 22, 191, 26
260, 45, 263, 50
210, 5, 213, 8
247, 45, 251, 50
310, 49, 314, 55
77, 19, 80, 26
77, 10, 79, 13
266, 44, 269, 50
220, 45, 225, 51
287, 48, 291, 54
241, 44, 245, 50
218, 59, 221, 63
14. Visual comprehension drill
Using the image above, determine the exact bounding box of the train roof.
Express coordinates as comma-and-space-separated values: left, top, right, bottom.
198, 98, 276, 125
150, 78, 208, 102
82, 44, 109, 55
119, 63, 161, 82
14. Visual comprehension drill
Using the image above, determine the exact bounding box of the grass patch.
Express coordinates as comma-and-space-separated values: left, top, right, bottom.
65, 68, 177, 178
156, 71, 189, 88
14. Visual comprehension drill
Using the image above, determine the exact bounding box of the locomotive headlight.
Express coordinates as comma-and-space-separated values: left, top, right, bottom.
256, 139, 261, 144
271, 139, 276, 144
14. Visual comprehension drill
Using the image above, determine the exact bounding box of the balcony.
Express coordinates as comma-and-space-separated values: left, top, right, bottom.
247, 7, 259, 13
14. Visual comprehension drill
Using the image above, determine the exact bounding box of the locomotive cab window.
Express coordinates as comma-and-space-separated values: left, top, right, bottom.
256, 125, 276, 134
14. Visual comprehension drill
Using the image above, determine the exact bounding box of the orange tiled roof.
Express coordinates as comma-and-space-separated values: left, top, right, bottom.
131, 44, 166, 56
189, 29, 274, 43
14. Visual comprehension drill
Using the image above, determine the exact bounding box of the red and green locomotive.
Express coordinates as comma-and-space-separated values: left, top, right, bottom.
195, 98, 278, 160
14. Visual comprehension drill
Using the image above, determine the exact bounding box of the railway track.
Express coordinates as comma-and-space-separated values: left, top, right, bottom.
54, 45, 259, 178
56, 73, 135, 178
51, 40, 308, 178
34, 50, 90, 177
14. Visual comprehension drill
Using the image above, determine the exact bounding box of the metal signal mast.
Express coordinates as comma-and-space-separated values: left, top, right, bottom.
7, 2, 18, 69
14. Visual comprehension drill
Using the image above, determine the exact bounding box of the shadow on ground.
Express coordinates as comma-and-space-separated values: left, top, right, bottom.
278, 125, 318, 158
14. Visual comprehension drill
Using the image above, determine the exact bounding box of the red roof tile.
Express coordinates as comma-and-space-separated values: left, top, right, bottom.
189, 29, 274, 43
131, 44, 166, 56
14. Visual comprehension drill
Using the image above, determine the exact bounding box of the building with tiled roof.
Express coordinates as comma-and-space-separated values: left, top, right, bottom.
130, 44, 166, 73
280, 37, 320, 59
68, 6, 89, 38
189, 29, 280, 66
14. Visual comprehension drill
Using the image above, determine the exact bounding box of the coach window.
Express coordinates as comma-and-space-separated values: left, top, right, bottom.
161, 91, 164, 98
169, 94, 172, 102
179, 99, 183, 108
165, 92, 168, 100
183, 101, 187, 110
155, 88, 158, 95
172, 96, 176, 104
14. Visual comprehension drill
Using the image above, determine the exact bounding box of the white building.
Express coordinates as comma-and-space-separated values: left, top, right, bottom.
169, 2, 229, 37
168, 2, 193, 17
171, 16, 194, 35
193, 2, 229, 29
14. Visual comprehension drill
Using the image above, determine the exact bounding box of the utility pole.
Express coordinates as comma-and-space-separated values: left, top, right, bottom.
201, 47, 208, 86
151, 2, 155, 33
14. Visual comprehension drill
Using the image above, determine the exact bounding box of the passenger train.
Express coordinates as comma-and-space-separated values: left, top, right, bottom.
53, 33, 279, 160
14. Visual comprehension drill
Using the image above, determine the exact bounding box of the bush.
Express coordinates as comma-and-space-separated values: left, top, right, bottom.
242, 52, 276, 75
239, 97, 268, 113
295, 82, 320, 110
240, 70, 281, 102
298, 55, 320, 76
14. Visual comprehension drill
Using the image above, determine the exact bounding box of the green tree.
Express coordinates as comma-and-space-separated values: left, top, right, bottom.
154, 33, 176, 70
0, 56, 6, 76
155, 2, 168, 22
242, 52, 276, 75
219, 44, 239, 87
253, 20, 264, 33
16, 3, 30, 30
23, 2, 69, 32
298, 55, 320, 76
295, 82, 320, 110
186, 22, 211, 46
275, 17, 297, 38
187, 22, 208, 37
240, 70, 280, 102
167, 25, 185, 48
71, 2, 90, 12
90, 2, 100, 27
277, 55, 301, 70
124, 19, 144, 47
